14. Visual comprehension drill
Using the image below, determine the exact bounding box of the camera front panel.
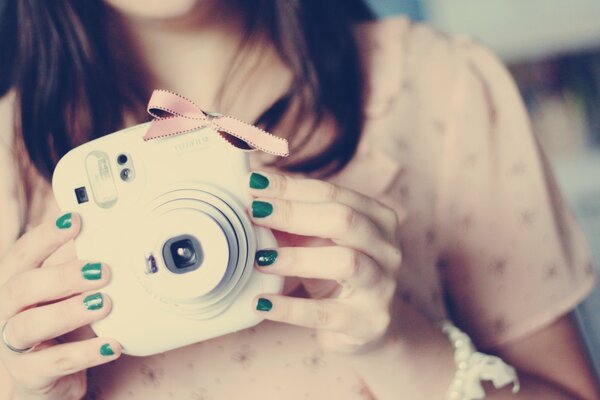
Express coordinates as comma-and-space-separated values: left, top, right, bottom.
52, 123, 283, 355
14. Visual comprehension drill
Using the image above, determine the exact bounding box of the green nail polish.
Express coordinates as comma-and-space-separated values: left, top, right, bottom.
250, 172, 269, 190
100, 343, 114, 356
256, 298, 272, 312
83, 293, 104, 311
252, 201, 273, 218
82, 263, 102, 280
256, 250, 278, 267
55, 213, 72, 230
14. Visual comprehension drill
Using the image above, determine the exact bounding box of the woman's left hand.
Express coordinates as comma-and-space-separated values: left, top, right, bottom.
247, 171, 403, 353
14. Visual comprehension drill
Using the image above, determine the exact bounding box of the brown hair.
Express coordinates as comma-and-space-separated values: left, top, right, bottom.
0, 0, 375, 180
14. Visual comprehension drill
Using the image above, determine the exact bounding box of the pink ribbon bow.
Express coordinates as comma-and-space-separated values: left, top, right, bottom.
144, 90, 289, 157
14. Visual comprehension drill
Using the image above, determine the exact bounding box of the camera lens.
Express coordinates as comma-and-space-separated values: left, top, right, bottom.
162, 235, 203, 273
171, 239, 196, 268
117, 154, 128, 165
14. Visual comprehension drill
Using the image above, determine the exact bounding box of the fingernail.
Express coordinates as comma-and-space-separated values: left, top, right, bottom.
83, 293, 104, 310
250, 172, 269, 190
252, 201, 273, 218
256, 298, 272, 312
100, 343, 114, 356
256, 250, 277, 267
55, 213, 73, 229
82, 263, 103, 280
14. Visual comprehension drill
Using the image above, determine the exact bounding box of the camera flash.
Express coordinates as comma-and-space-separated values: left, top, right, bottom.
86, 151, 118, 208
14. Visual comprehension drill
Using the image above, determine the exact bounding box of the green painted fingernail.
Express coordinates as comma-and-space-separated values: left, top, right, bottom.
100, 343, 114, 356
83, 293, 103, 311
252, 201, 273, 218
256, 250, 278, 267
82, 263, 102, 280
250, 172, 269, 190
55, 213, 72, 229
256, 298, 272, 312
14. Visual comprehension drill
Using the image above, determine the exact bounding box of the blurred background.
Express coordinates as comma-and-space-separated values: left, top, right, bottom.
366, 0, 600, 379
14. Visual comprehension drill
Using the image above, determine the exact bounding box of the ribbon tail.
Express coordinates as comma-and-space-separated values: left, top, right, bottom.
213, 116, 289, 157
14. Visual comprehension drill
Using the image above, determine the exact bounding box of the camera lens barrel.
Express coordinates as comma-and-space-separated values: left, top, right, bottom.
131, 184, 255, 320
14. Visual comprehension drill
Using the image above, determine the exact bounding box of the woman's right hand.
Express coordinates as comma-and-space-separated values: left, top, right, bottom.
0, 212, 121, 400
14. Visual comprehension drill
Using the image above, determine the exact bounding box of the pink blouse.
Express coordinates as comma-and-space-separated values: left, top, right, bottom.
0, 16, 595, 399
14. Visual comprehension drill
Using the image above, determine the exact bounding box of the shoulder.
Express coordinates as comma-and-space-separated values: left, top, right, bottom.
354, 16, 509, 122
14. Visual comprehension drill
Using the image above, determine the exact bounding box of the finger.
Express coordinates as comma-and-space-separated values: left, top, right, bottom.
253, 295, 356, 332
0, 260, 110, 321
255, 247, 383, 289
250, 199, 402, 271
248, 171, 400, 236
0, 212, 81, 281
3, 292, 111, 351
253, 295, 388, 341
20, 337, 121, 380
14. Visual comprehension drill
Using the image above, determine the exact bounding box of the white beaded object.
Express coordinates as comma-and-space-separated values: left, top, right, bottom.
440, 320, 520, 400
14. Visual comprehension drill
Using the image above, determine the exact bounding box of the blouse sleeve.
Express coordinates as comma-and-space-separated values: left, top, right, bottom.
0, 93, 22, 258
435, 37, 597, 349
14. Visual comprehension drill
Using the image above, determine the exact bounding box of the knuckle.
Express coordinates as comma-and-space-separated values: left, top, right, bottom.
54, 356, 77, 374
391, 247, 403, 267
281, 248, 299, 275
340, 248, 362, 281
384, 245, 403, 271
343, 208, 359, 231
392, 213, 403, 237
277, 300, 291, 324
325, 182, 341, 201
46, 302, 78, 337
55, 300, 74, 323
277, 200, 293, 224
57, 297, 89, 327
387, 207, 401, 232
332, 205, 360, 235
314, 300, 332, 328
56, 262, 79, 297
382, 205, 397, 224
377, 201, 399, 227
272, 174, 289, 196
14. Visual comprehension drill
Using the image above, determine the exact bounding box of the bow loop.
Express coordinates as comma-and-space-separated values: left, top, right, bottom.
144, 89, 289, 157
147, 90, 206, 120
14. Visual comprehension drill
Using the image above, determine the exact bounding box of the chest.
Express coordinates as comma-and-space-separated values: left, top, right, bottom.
85, 321, 371, 400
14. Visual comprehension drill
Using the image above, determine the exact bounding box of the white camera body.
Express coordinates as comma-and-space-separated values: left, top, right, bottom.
52, 122, 283, 356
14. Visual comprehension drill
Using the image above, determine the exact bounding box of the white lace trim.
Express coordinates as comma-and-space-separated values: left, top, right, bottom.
440, 320, 521, 400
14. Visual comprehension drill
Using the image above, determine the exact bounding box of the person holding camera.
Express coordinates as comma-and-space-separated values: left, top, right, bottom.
0, 1, 598, 399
